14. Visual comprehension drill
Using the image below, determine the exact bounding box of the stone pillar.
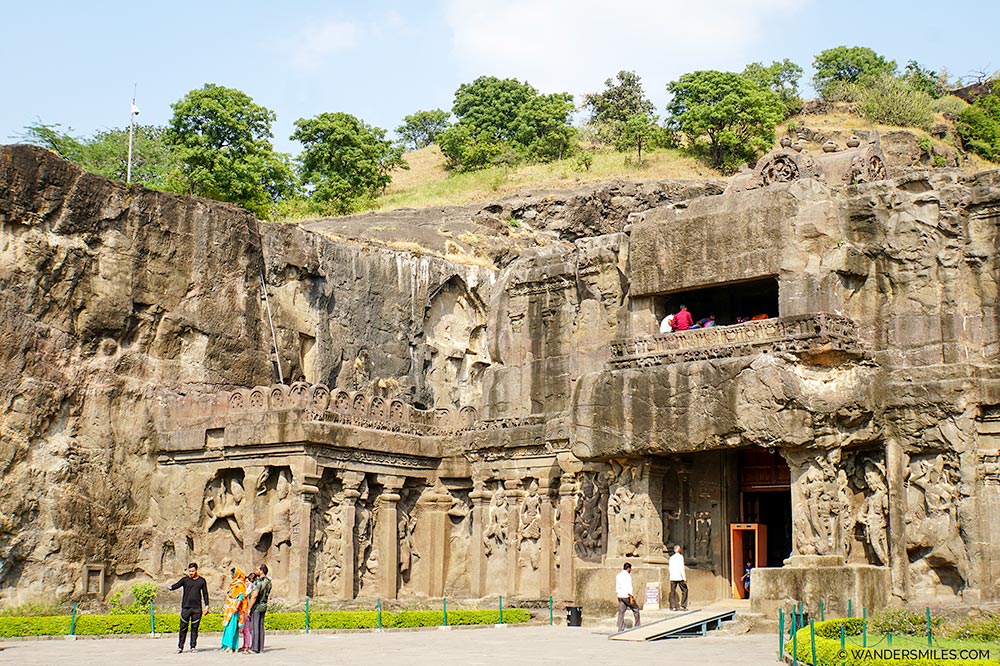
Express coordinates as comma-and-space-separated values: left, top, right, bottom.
339, 471, 364, 600
538, 475, 557, 598
557, 472, 578, 600
886, 438, 909, 601
469, 477, 490, 597
289, 460, 320, 599
421, 485, 452, 598
376, 475, 405, 600
504, 477, 524, 596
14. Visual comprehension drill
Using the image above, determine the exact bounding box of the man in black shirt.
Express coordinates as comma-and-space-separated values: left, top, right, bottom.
168, 562, 209, 653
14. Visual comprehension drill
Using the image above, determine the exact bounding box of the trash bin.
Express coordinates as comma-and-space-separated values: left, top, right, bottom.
566, 606, 583, 627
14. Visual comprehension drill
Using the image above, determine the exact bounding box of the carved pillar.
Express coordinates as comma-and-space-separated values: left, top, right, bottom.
886, 438, 909, 601
421, 485, 452, 598
376, 475, 405, 600
289, 460, 320, 599
504, 477, 524, 596
469, 476, 490, 597
558, 472, 578, 600
339, 471, 364, 599
538, 476, 557, 598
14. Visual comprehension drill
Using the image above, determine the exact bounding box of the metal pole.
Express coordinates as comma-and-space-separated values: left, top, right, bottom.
926, 607, 932, 646
260, 273, 284, 384
549, 596, 553, 626
443, 598, 447, 627
149, 601, 155, 635
810, 619, 817, 666
840, 623, 845, 652
377, 599, 382, 630
791, 613, 798, 666
305, 598, 310, 634
819, 600, 824, 621
778, 609, 785, 660
70, 603, 77, 636
888, 632, 892, 647
863, 618, 867, 648
847, 599, 852, 618
499, 596, 503, 625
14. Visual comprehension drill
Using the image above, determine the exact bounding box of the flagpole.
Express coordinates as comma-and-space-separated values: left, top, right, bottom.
126, 84, 138, 185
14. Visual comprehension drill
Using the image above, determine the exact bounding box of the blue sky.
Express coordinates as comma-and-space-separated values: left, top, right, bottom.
3, 1, 997, 155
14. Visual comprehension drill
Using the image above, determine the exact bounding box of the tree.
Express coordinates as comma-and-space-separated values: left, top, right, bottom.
615, 113, 660, 164
812, 46, 897, 97
902, 61, 949, 99
17, 120, 86, 162
956, 92, 1000, 161
436, 76, 576, 170
666, 70, 785, 173
165, 84, 295, 218
742, 59, 804, 116
292, 112, 407, 215
396, 109, 451, 150
583, 70, 655, 144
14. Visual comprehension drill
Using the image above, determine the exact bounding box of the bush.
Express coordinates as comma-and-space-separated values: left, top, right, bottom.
788, 624, 996, 666
870, 607, 943, 636
942, 611, 1000, 642
0, 607, 529, 637
822, 80, 863, 103
956, 105, 1000, 161
933, 95, 970, 116
813, 617, 866, 638
857, 75, 934, 129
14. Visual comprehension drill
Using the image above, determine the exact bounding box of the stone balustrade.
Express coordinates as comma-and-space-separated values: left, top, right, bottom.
164, 382, 480, 436
609, 313, 864, 368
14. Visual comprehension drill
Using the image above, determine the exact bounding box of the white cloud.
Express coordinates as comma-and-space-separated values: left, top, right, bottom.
290, 20, 362, 71
442, 0, 803, 101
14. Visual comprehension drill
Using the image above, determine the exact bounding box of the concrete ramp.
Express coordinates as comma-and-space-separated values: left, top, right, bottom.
609, 609, 736, 641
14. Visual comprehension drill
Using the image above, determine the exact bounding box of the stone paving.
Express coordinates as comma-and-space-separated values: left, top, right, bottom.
0, 625, 781, 665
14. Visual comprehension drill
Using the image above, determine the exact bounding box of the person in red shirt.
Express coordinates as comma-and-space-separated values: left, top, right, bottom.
672, 304, 694, 331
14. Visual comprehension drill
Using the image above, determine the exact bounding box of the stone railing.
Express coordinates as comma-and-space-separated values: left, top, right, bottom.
165, 383, 480, 436
609, 313, 863, 368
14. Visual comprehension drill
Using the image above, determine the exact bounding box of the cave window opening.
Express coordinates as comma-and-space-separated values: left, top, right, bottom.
657, 277, 779, 328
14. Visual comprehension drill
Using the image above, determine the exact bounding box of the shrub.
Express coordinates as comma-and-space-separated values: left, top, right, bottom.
870, 607, 943, 636
821, 80, 863, 103
857, 75, 934, 129
813, 617, 866, 638
933, 95, 970, 116
788, 624, 996, 666
108, 582, 160, 614
956, 105, 1000, 161
943, 611, 1000, 642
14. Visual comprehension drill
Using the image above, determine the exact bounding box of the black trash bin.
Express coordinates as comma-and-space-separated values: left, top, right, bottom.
566, 606, 583, 627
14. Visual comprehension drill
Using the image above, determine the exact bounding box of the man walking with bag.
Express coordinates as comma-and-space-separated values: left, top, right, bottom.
615, 562, 640, 632
669, 545, 688, 610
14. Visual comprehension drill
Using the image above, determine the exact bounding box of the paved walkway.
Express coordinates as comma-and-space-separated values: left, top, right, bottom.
0, 626, 780, 665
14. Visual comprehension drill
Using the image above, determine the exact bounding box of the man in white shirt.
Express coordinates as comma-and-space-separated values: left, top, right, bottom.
615, 562, 640, 632
659, 313, 674, 333
668, 545, 688, 610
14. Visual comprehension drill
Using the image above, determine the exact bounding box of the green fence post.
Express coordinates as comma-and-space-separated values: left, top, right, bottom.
70, 603, 77, 636
926, 607, 932, 646
443, 598, 448, 627
863, 618, 867, 648
778, 609, 785, 660
819, 600, 825, 621
499, 596, 504, 625
810, 619, 817, 666
549, 596, 553, 626
791, 613, 798, 666
377, 599, 382, 630
149, 601, 155, 635
847, 599, 852, 618
840, 623, 845, 652
305, 598, 310, 634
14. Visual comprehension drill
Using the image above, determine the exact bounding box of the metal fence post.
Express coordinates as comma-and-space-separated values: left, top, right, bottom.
377, 599, 382, 630
810, 619, 817, 666
778, 609, 785, 660
791, 613, 798, 666
70, 603, 77, 637
926, 607, 932, 646
305, 598, 310, 634
149, 601, 155, 635
443, 598, 448, 627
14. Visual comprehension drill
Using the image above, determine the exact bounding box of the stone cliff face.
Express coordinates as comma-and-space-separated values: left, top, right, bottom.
4, 142, 1000, 609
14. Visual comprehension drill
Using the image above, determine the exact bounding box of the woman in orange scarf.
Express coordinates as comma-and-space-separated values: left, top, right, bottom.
220, 567, 248, 653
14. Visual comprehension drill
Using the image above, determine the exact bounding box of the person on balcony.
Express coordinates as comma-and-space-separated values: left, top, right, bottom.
672, 305, 694, 331
659, 313, 675, 333
693, 314, 716, 328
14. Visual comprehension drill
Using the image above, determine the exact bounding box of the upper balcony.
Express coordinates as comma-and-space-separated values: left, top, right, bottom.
608, 313, 864, 369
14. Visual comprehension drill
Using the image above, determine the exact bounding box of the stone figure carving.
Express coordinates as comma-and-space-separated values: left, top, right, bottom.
574, 472, 605, 560
694, 511, 712, 563
255, 470, 294, 580
607, 464, 652, 558
314, 491, 344, 593
355, 480, 379, 592
857, 461, 889, 566
446, 494, 472, 590
483, 486, 508, 558
518, 480, 542, 571
791, 453, 840, 556
398, 510, 418, 579
204, 473, 245, 547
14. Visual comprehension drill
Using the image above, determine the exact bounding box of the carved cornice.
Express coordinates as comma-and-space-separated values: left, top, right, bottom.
609, 313, 865, 369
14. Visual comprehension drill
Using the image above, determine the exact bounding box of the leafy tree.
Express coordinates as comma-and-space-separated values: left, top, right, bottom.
583, 70, 655, 144
18, 121, 181, 190
615, 113, 660, 164
437, 76, 576, 170
813, 46, 897, 97
857, 74, 934, 129
903, 61, 949, 99
666, 70, 785, 173
292, 112, 407, 215
165, 84, 295, 218
396, 109, 451, 150
742, 59, 804, 116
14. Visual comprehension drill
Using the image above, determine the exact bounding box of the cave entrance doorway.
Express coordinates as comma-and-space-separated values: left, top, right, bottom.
657, 277, 779, 328
736, 448, 791, 597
